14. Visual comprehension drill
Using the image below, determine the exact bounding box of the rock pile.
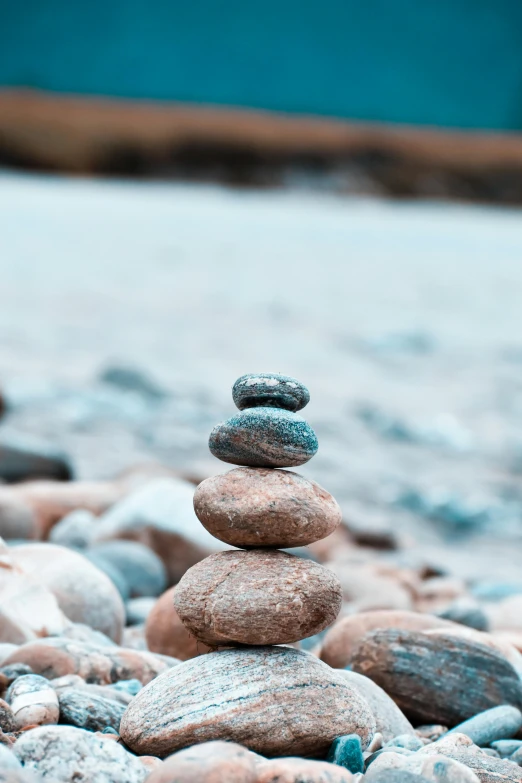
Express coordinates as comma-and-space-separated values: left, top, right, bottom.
121, 373, 375, 757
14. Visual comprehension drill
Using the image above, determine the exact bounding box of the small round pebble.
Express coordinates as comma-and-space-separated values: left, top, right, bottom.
448, 705, 522, 746
385, 734, 425, 751
174, 549, 342, 646
209, 407, 318, 468
13, 725, 148, 782
194, 467, 341, 548
146, 740, 258, 783
232, 373, 310, 412
327, 734, 364, 773
58, 688, 126, 732
6, 674, 59, 728
491, 740, 522, 758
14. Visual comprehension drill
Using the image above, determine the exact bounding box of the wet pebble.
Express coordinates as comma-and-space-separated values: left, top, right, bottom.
448, 706, 522, 746
194, 467, 341, 548
59, 688, 126, 732
209, 407, 318, 468
232, 372, 310, 412
327, 734, 364, 773
174, 549, 342, 646
88, 540, 167, 598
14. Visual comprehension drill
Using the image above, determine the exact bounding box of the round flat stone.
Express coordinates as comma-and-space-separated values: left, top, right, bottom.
174, 549, 342, 646
232, 373, 310, 412
193, 467, 341, 548
119, 646, 375, 758
209, 407, 318, 468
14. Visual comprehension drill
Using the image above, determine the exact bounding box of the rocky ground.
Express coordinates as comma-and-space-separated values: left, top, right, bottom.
1, 172, 522, 780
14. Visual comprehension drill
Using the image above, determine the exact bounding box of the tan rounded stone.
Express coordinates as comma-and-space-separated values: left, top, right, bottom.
174, 550, 342, 646
146, 741, 258, 783
6, 674, 59, 729
120, 646, 375, 758
10, 544, 125, 643
255, 758, 354, 783
320, 610, 457, 668
145, 587, 211, 661
193, 468, 341, 548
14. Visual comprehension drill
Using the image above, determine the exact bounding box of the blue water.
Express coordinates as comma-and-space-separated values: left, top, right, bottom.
2, 0, 522, 130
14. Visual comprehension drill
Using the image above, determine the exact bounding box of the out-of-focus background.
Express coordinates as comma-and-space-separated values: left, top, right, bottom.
2, 1, 522, 582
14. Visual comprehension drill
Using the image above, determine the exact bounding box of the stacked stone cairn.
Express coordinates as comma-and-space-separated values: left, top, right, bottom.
121, 373, 375, 759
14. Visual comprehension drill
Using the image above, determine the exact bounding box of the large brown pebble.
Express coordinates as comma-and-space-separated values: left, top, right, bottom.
320, 610, 457, 668
193, 468, 341, 548
120, 646, 375, 758
174, 550, 342, 646
146, 740, 258, 783
145, 587, 211, 661
255, 758, 354, 782
351, 629, 522, 727
336, 670, 414, 742
10, 544, 125, 643
3, 638, 177, 685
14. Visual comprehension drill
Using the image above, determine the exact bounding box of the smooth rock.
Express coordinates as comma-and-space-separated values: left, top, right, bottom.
0, 493, 38, 540
511, 747, 522, 764
83, 551, 130, 601
438, 599, 489, 632
255, 758, 354, 782
0, 432, 72, 483
120, 646, 375, 758
420, 733, 522, 782
0, 744, 22, 772
6, 674, 59, 728
336, 670, 415, 743
194, 467, 341, 548
320, 611, 455, 669
59, 622, 117, 648
59, 688, 126, 732
90, 478, 229, 583
367, 751, 481, 783
417, 726, 450, 742
487, 596, 522, 632
209, 408, 318, 468
49, 509, 96, 549
146, 740, 258, 783
51, 676, 134, 706
232, 373, 310, 412
327, 734, 364, 773
174, 550, 342, 646
325, 561, 413, 612
351, 630, 522, 726
122, 624, 148, 650
10, 543, 125, 642
126, 597, 156, 626
145, 587, 211, 661
448, 706, 522, 746
13, 725, 148, 782
0, 662, 34, 687
88, 540, 167, 598
3, 637, 176, 685
385, 734, 425, 751
491, 741, 522, 758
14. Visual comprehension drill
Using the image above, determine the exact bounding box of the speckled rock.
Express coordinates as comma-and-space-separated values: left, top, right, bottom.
6, 674, 59, 728
194, 468, 341, 548
351, 630, 522, 726
90, 478, 229, 583
3, 637, 177, 685
255, 758, 354, 782
13, 725, 148, 782
0, 697, 15, 732
51, 675, 134, 706
320, 611, 457, 669
419, 733, 522, 783
120, 646, 375, 758
59, 688, 126, 732
336, 670, 415, 743
174, 550, 342, 646
366, 750, 480, 783
448, 706, 522, 746
232, 373, 310, 412
146, 740, 259, 783
10, 544, 125, 643
88, 540, 167, 598
145, 587, 212, 661
209, 408, 318, 468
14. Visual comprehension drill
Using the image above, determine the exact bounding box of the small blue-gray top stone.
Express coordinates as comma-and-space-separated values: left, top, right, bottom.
209, 407, 318, 467
232, 373, 310, 412
327, 734, 364, 773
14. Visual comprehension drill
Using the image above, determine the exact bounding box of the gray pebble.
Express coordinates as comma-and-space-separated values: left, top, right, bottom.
482, 748, 501, 757
385, 734, 425, 751
366, 772, 431, 783
0, 743, 22, 771
0, 664, 33, 686
232, 372, 310, 412
59, 689, 126, 732
49, 509, 96, 549
438, 599, 489, 632
448, 705, 522, 746
490, 740, 522, 758
209, 407, 318, 467
108, 679, 142, 697
126, 597, 156, 626
511, 747, 522, 765
366, 747, 415, 768
88, 541, 167, 598
83, 552, 130, 601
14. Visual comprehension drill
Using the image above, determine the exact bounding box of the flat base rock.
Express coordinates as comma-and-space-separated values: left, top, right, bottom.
120, 646, 375, 758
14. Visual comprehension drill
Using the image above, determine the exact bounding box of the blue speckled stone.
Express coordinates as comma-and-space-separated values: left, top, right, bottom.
327, 734, 364, 773
209, 407, 318, 467
232, 373, 310, 412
